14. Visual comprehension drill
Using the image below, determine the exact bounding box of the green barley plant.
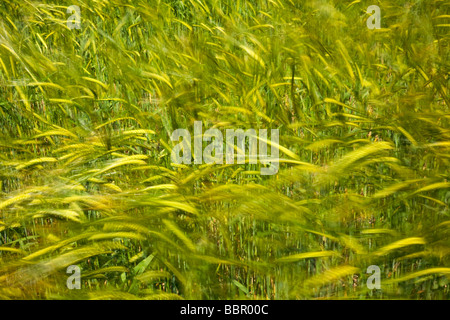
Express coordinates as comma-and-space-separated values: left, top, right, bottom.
0, 0, 449, 300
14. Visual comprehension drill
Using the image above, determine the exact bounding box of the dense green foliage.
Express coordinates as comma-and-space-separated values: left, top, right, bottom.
0, 0, 449, 299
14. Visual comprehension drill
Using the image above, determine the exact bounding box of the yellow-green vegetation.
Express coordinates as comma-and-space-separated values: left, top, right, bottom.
0, 0, 449, 300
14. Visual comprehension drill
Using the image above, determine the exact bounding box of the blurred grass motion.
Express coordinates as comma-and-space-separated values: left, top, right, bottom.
0, 0, 449, 300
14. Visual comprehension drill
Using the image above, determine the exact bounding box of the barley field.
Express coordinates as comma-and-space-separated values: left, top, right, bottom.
0, 0, 449, 300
